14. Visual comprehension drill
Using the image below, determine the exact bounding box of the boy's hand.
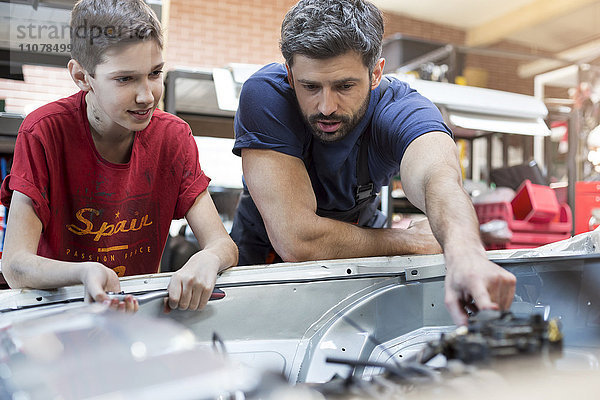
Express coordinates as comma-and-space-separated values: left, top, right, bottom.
166, 251, 220, 312
81, 262, 138, 313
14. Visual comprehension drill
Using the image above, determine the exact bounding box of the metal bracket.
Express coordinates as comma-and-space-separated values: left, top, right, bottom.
405, 263, 446, 281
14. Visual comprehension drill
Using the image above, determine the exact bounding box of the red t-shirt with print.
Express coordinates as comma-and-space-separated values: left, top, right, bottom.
0, 91, 210, 277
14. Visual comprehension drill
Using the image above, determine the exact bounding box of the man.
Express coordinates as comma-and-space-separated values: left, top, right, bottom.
230, 0, 515, 325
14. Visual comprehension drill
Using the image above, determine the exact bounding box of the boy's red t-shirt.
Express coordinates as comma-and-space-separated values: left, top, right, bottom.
0, 91, 210, 277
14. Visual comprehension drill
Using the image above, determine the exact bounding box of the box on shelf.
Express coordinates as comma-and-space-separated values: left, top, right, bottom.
575, 181, 600, 234
475, 180, 572, 250
510, 180, 560, 223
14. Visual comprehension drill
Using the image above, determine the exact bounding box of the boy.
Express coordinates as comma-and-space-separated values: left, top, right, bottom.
0, 0, 238, 312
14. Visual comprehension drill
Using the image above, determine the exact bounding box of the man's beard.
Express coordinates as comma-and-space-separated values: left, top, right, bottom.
304, 90, 371, 143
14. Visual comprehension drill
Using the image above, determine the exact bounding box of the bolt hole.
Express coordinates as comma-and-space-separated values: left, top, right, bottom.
431, 303, 435, 307
341, 348, 346, 352
398, 354, 403, 358
411, 270, 418, 276
36, 297, 43, 302
346, 268, 352, 275
293, 288, 297, 293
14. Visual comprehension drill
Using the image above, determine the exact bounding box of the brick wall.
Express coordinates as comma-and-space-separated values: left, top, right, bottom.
382, 13, 548, 96
383, 12, 465, 45
166, 0, 294, 69
165, 4, 468, 69
464, 41, 557, 96
0, 1, 563, 114
0, 65, 78, 114
465, 50, 535, 95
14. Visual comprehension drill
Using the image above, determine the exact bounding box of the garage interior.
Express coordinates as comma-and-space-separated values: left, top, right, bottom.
2, 1, 600, 398
3, 0, 600, 247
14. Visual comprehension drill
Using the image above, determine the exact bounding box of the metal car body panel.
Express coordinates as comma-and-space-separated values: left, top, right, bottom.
1, 232, 600, 396
0, 305, 275, 400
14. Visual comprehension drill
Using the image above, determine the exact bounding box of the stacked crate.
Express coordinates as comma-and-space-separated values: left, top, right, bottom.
475, 180, 572, 250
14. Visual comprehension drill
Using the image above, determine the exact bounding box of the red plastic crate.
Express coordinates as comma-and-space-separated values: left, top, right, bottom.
511, 180, 560, 223
486, 234, 571, 249
575, 181, 600, 234
486, 242, 553, 250
510, 231, 571, 244
475, 198, 572, 250
485, 230, 571, 250
474, 202, 572, 234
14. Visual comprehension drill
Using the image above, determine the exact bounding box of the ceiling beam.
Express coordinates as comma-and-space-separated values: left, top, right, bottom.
465, 0, 598, 47
518, 38, 600, 78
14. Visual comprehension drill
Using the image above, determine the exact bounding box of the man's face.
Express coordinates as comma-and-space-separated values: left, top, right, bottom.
86, 40, 164, 135
287, 51, 381, 143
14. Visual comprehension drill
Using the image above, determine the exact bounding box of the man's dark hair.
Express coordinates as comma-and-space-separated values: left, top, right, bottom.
280, 0, 384, 72
70, 0, 163, 75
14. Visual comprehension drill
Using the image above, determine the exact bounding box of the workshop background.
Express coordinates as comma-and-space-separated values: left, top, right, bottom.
3, 0, 592, 112
2, 0, 600, 251
4, 3, 600, 398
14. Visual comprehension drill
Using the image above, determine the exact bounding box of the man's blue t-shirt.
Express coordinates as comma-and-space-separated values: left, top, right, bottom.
233, 62, 452, 211
231, 63, 451, 265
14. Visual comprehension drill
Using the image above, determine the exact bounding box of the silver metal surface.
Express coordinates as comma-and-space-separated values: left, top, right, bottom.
1, 232, 600, 392
0, 305, 270, 400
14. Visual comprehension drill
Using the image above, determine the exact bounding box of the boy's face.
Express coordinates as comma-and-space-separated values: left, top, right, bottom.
86, 40, 164, 135
286, 51, 383, 143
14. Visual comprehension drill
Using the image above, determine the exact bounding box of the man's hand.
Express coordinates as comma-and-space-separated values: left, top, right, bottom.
81, 262, 138, 313
398, 132, 517, 326
166, 251, 221, 311
395, 218, 442, 255
444, 252, 516, 326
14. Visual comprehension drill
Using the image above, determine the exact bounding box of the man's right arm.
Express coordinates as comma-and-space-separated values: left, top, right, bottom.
2, 191, 132, 308
242, 148, 441, 262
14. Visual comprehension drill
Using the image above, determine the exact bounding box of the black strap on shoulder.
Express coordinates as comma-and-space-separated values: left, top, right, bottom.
354, 77, 391, 202
355, 131, 374, 202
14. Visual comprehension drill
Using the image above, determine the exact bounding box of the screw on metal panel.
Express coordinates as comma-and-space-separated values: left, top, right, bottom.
36, 297, 42, 301
587, 301, 592, 306
346, 268, 352, 275
411, 270, 418, 276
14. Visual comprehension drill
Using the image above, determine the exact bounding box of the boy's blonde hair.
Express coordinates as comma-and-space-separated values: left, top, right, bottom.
70, 0, 163, 75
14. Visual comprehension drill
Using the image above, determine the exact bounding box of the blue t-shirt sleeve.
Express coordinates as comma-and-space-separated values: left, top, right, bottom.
233, 65, 306, 159
374, 82, 452, 163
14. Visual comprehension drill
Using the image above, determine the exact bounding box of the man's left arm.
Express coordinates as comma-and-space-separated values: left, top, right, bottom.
400, 132, 516, 325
